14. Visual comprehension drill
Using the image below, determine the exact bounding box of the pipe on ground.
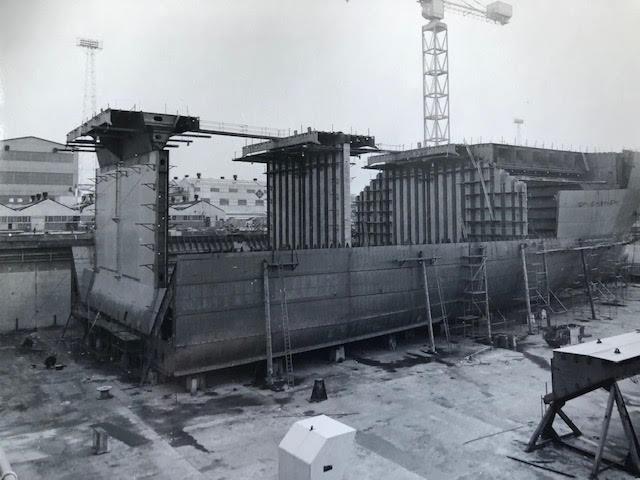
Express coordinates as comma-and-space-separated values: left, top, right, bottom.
0, 447, 17, 480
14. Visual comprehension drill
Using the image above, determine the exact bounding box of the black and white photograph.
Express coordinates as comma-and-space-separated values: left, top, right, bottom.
0, 1, 639, 478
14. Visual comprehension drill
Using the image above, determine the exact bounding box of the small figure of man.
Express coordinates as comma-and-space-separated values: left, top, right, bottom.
540, 307, 550, 328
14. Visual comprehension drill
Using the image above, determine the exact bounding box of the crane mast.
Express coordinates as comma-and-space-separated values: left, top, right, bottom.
420, 0, 512, 146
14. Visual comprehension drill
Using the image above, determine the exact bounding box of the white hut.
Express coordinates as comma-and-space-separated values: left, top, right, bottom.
278, 415, 356, 480
0, 203, 24, 231
17, 197, 80, 232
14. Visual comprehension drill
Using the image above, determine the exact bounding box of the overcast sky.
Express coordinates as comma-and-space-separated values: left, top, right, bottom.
1, 0, 639, 191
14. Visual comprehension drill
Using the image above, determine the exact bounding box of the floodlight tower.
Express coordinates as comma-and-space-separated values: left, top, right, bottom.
419, 0, 512, 146
77, 38, 103, 121
513, 117, 524, 145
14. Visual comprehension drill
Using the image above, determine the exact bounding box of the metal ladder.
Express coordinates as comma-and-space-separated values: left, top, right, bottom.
277, 265, 294, 388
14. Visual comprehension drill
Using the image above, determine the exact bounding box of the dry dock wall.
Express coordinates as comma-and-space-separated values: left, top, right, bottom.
163, 238, 609, 376
0, 259, 70, 332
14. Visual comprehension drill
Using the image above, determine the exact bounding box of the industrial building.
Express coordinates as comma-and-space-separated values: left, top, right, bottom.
174, 174, 266, 219
168, 198, 226, 230
0, 136, 78, 205
0, 196, 92, 233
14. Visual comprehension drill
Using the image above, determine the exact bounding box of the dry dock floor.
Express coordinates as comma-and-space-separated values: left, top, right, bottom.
3, 290, 640, 479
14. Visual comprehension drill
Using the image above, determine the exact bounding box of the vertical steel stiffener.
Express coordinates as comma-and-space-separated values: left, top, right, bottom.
240, 132, 374, 250
422, 21, 450, 146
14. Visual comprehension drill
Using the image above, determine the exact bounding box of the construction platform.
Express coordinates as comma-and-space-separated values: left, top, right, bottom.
2, 287, 640, 479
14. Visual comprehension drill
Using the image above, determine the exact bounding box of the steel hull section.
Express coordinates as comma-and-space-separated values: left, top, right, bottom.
164, 238, 618, 376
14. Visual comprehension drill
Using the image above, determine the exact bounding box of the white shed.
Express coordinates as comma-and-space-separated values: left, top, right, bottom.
278, 415, 356, 480
0, 203, 18, 230
17, 198, 80, 232
169, 199, 226, 228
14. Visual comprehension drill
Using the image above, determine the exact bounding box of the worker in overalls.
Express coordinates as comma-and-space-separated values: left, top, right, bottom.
540, 307, 550, 328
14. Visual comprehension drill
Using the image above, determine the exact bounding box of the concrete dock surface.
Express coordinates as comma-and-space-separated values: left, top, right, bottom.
3, 291, 640, 479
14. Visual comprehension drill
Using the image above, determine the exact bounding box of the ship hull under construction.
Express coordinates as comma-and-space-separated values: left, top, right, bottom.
156, 238, 620, 376
66, 110, 640, 379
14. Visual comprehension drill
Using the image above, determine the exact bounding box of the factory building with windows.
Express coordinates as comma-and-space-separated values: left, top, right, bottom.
173, 173, 266, 219
0, 136, 78, 205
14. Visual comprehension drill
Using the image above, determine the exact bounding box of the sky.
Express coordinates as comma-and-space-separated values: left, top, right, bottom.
0, 0, 639, 191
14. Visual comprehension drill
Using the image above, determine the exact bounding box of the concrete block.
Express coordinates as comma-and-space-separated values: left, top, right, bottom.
329, 346, 345, 363
387, 334, 397, 351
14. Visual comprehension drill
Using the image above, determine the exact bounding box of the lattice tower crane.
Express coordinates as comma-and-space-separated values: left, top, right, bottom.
347, 1, 513, 147
420, 0, 512, 146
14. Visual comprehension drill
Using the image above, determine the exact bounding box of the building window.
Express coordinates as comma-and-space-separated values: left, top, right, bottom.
210, 187, 219, 192
1, 150, 73, 163
8, 198, 14, 203
255, 200, 264, 206
17, 198, 23, 203
246, 189, 255, 194
229, 188, 238, 193
238, 199, 247, 206
3, 145, 9, 151
194, 187, 201, 192
0, 172, 74, 185
219, 198, 229, 206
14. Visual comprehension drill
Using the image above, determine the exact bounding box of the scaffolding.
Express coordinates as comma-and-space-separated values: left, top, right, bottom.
456, 244, 492, 342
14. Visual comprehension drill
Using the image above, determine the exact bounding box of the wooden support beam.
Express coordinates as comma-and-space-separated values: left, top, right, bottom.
591, 386, 616, 478
421, 260, 436, 354
613, 382, 640, 472
263, 260, 274, 386
521, 244, 533, 334
580, 248, 597, 320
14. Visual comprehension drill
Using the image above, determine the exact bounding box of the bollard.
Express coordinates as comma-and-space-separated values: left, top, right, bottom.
387, 334, 397, 351
329, 346, 346, 363
310, 379, 328, 403
97, 386, 113, 400
187, 377, 198, 396
92, 427, 109, 455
